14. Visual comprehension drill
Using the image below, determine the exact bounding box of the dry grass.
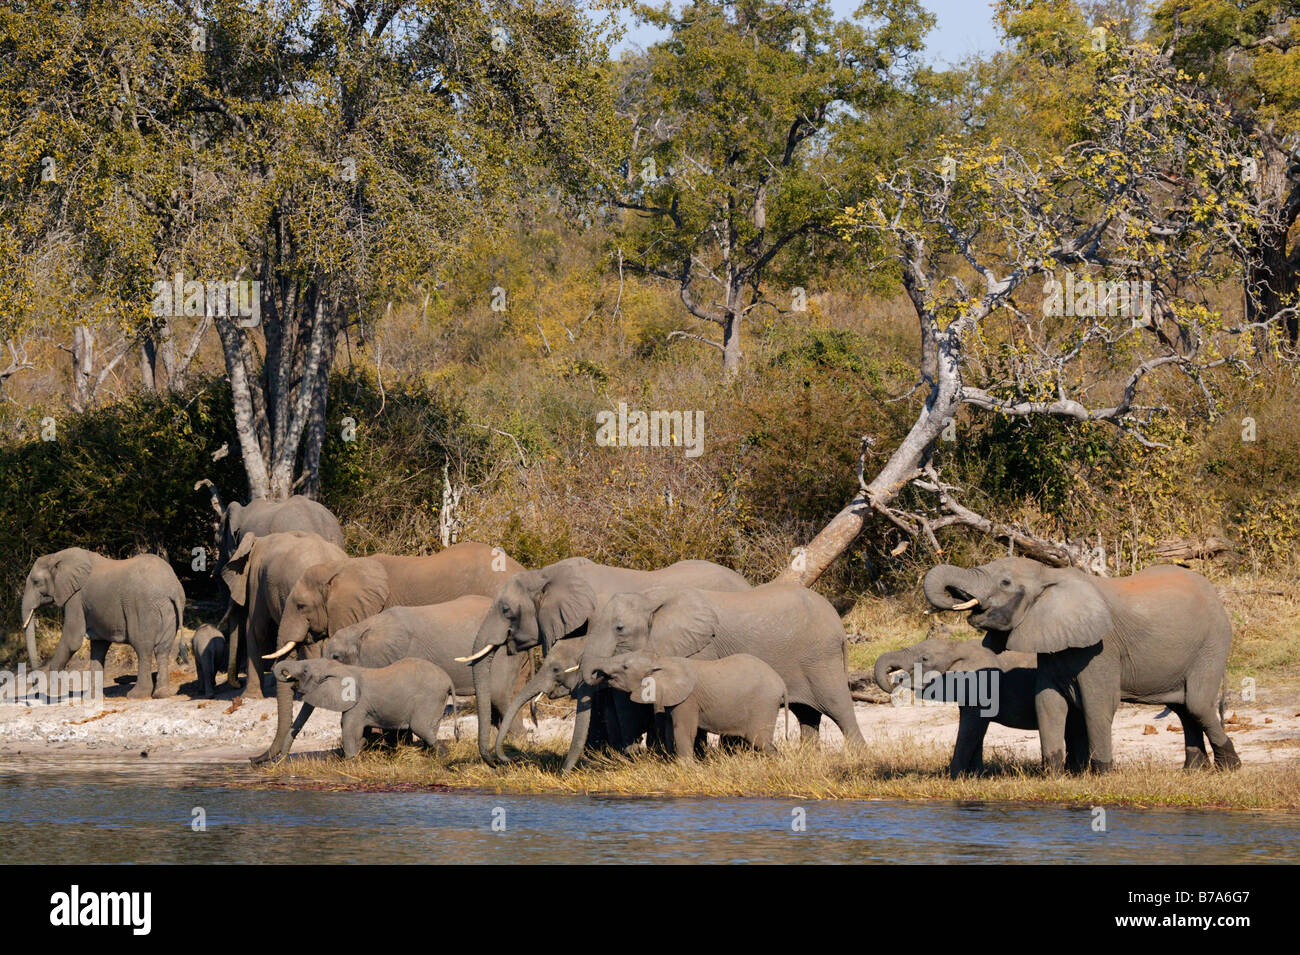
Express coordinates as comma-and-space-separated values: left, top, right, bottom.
250, 736, 1300, 809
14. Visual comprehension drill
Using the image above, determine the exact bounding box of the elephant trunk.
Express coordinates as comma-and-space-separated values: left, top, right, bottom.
21, 588, 40, 669
561, 683, 595, 774
494, 669, 552, 763
873, 649, 914, 693
923, 565, 984, 611
467, 614, 509, 763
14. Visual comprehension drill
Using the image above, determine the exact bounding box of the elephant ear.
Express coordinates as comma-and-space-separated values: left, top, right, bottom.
537, 567, 597, 645
50, 549, 95, 606
645, 588, 716, 658
643, 662, 696, 709
302, 665, 362, 712
221, 534, 258, 607
1006, 574, 1112, 654
325, 559, 389, 632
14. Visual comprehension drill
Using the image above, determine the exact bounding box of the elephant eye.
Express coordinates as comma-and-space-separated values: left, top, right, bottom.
1001, 578, 1011, 587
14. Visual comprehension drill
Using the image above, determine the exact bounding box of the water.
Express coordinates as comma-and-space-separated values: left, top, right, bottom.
0, 758, 1295, 864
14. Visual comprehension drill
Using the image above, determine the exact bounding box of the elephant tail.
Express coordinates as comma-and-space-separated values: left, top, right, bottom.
1218, 678, 1226, 725
782, 690, 790, 743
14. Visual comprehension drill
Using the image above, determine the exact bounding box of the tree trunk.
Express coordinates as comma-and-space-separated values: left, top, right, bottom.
776, 321, 960, 586
721, 311, 742, 377
140, 338, 158, 392
71, 325, 94, 412
1248, 145, 1299, 345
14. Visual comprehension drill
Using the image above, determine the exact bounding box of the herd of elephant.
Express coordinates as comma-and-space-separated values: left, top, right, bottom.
18, 495, 1241, 775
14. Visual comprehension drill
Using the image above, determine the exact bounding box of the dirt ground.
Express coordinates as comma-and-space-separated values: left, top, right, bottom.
2, 650, 1296, 768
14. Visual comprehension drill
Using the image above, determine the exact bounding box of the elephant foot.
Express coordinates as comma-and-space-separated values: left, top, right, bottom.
152, 685, 172, 699
127, 684, 152, 700
1183, 747, 1210, 770
1041, 751, 1066, 774
1089, 758, 1113, 774
1213, 741, 1242, 771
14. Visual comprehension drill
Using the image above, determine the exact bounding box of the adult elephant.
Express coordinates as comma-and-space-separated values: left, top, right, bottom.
257, 541, 522, 763
215, 495, 344, 575
21, 549, 184, 698
923, 557, 1240, 772
220, 531, 347, 698
322, 597, 527, 734
578, 582, 865, 772
872, 636, 1088, 777
211, 495, 344, 685
459, 556, 751, 765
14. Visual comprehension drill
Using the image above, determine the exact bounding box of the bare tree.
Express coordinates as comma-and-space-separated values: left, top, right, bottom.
779, 43, 1285, 585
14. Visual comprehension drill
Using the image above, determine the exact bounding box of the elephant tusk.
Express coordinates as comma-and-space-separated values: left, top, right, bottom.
533, 692, 544, 704
562, 665, 580, 673
21, 608, 35, 630
262, 641, 298, 661
454, 645, 495, 664
950, 598, 980, 611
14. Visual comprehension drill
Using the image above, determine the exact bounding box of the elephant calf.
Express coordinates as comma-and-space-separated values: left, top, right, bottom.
273, 658, 454, 758
494, 639, 587, 763
191, 624, 229, 699
873, 636, 1089, 777
595, 653, 787, 763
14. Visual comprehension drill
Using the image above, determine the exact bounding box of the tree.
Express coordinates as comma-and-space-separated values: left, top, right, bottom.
613, 0, 931, 376
1151, 0, 1300, 340
778, 39, 1279, 585
0, 0, 622, 498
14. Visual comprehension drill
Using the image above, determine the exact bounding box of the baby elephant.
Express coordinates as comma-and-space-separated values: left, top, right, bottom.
273, 658, 454, 758
596, 653, 787, 763
191, 624, 228, 698
494, 639, 587, 763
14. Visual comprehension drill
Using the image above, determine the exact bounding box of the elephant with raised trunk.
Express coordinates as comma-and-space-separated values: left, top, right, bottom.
257, 541, 522, 764
460, 556, 751, 765
577, 582, 865, 772
21, 549, 184, 698
923, 558, 1240, 772
872, 636, 1088, 777
322, 597, 527, 735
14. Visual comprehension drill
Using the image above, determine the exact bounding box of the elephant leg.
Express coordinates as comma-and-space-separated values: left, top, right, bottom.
694, 728, 710, 759
1079, 687, 1118, 773
1034, 686, 1069, 773
410, 709, 443, 750
340, 711, 365, 759
1169, 704, 1208, 770
1064, 707, 1090, 774
950, 708, 990, 778
86, 641, 109, 702
152, 624, 174, 699
128, 643, 154, 700
1183, 693, 1240, 770
812, 680, 867, 750
789, 703, 822, 743
671, 713, 697, 765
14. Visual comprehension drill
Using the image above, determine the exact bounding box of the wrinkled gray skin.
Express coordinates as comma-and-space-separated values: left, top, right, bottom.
273, 658, 454, 758
261, 541, 523, 765
924, 558, 1240, 772
596, 652, 787, 763
323, 597, 525, 733
220, 531, 347, 701
578, 582, 865, 772
873, 637, 1087, 777
213, 496, 344, 680
494, 638, 587, 763
22, 549, 184, 699
191, 624, 228, 698
465, 557, 752, 767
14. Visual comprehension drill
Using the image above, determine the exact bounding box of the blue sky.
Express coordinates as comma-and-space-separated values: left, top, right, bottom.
612, 1, 1005, 66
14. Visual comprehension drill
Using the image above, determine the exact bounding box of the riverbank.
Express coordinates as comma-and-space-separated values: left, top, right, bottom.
3, 675, 1296, 809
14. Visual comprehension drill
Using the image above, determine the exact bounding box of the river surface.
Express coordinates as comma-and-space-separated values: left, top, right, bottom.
0, 757, 1295, 864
